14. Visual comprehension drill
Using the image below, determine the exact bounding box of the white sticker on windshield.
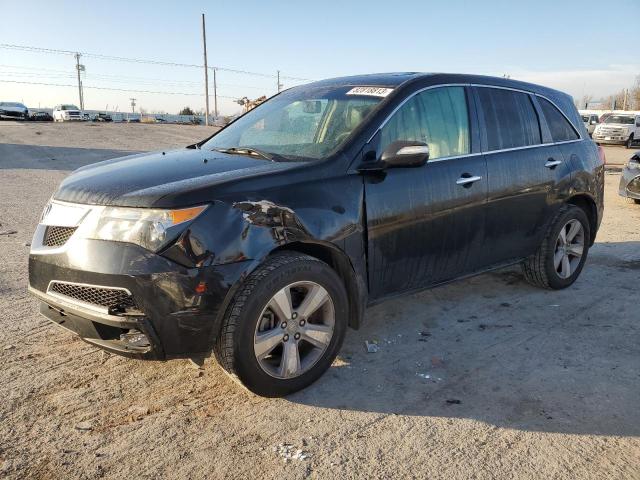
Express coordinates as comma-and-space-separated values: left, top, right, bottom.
346, 86, 394, 97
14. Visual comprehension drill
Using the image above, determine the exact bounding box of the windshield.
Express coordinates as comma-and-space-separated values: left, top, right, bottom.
61, 105, 79, 110
604, 115, 634, 125
203, 86, 385, 160
1, 102, 25, 108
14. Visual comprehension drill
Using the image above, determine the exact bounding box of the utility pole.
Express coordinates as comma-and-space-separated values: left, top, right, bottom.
213, 67, 218, 119
201, 13, 210, 126
277, 70, 282, 92
75, 53, 85, 110
623, 89, 628, 110
130, 98, 136, 113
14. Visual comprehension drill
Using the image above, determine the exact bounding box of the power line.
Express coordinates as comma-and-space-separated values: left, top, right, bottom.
0, 43, 313, 81
0, 66, 271, 90
0, 79, 238, 99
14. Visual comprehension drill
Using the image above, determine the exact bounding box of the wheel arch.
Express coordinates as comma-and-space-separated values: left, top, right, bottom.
566, 194, 598, 245
272, 241, 366, 330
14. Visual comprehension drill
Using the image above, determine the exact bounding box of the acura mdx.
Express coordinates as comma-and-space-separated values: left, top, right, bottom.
28, 73, 604, 396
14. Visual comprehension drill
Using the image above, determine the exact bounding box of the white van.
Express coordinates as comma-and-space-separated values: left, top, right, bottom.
579, 112, 600, 137
593, 112, 640, 148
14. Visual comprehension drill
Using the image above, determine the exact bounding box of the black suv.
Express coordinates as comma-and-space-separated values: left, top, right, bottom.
28, 73, 604, 396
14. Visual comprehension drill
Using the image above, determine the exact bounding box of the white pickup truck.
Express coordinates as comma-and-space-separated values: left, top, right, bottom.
592, 112, 640, 148
52, 104, 84, 122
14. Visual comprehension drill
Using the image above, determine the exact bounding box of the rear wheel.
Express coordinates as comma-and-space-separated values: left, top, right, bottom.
522, 205, 590, 289
214, 252, 348, 397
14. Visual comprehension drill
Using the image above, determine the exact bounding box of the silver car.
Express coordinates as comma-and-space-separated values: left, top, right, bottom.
0, 102, 29, 120
619, 151, 640, 204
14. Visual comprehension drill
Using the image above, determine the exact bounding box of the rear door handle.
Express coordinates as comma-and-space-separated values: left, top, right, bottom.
545, 158, 562, 169
456, 175, 482, 186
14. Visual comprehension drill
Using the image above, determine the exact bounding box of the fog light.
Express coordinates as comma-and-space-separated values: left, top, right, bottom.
120, 329, 150, 348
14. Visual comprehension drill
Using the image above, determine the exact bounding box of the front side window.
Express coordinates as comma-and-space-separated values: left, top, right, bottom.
538, 98, 579, 142
477, 87, 541, 151
380, 86, 470, 160
203, 86, 383, 161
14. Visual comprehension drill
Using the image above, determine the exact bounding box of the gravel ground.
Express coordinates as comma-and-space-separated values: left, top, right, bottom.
1, 122, 639, 479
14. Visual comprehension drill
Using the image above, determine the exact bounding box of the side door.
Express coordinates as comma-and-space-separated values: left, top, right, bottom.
363, 85, 488, 299
475, 86, 570, 265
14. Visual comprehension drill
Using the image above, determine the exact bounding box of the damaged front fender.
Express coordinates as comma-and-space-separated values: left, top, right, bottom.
159, 178, 369, 328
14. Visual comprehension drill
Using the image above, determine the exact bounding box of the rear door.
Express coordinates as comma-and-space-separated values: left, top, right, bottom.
474, 86, 570, 265
363, 86, 488, 299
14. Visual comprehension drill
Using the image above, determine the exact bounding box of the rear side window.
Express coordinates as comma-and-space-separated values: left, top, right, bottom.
538, 98, 579, 142
477, 87, 541, 151
380, 86, 470, 160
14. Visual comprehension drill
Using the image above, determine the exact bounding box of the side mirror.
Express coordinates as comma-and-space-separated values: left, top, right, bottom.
380, 141, 430, 168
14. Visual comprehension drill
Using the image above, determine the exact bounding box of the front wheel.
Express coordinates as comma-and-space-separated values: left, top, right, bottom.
522, 205, 590, 289
214, 252, 348, 397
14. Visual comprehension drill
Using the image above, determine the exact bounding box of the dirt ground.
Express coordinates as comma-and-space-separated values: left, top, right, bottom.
1, 122, 639, 479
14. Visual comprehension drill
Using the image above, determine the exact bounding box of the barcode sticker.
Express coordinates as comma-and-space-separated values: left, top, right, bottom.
346, 86, 394, 97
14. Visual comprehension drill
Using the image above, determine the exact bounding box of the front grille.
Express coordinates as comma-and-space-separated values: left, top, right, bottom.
44, 226, 77, 246
48, 282, 138, 311
598, 127, 624, 135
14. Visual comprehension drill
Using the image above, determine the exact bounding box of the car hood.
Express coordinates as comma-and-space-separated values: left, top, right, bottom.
53, 148, 304, 207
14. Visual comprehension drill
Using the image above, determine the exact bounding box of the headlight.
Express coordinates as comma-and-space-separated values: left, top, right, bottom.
77, 205, 208, 252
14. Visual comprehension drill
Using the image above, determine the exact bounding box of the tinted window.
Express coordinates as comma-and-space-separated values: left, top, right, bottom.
477, 88, 541, 150
538, 98, 579, 142
380, 86, 470, 160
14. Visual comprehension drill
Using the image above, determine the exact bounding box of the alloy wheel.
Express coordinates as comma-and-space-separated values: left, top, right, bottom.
253, 281, 335, 379
554, 219, 585, 279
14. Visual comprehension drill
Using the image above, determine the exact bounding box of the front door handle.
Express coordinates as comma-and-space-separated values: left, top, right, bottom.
456, 175, 482, 186
545, 158, 562, 169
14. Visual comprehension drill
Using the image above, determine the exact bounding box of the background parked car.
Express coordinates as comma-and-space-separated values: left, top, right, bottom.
592, 113, 640, 148
30, 111, 53, 122
0, 102, 29, 120
92, 112, 113, 122
619, 151, 640, 204
581, 113, 599, 137
52, 104, 84, 122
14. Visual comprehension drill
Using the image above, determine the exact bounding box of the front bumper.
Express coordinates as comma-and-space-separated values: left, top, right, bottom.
619, 165, 640, 199
28, 238, 252, 360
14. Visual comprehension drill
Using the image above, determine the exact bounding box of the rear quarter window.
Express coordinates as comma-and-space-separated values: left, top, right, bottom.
477, 87, 541, 151
538, 98, 579, 142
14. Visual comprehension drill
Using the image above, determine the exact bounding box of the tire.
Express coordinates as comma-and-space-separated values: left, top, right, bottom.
625, 197, 640, 205
214, 252, 348, 397
626, 134, 634, 149
522, 204, 591, 289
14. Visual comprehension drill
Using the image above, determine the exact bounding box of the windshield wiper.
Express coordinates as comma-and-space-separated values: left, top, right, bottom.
214, 147, 276, 161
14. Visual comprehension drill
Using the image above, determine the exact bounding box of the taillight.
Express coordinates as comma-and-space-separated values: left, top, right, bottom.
597, 145, 606, 165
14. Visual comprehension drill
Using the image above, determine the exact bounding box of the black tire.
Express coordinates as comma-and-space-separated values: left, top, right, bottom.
522, 205, 591, 289
214, 252, 348, 397
626, 134, 634, 149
